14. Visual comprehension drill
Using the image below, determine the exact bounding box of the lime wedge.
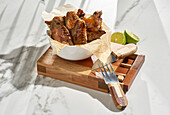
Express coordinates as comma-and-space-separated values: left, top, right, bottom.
111, 32, 126, 45
124, 29, 139, 44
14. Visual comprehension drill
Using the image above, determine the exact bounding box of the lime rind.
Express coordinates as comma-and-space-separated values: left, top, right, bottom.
124, 29, 139, 44
111, 32, 126, 45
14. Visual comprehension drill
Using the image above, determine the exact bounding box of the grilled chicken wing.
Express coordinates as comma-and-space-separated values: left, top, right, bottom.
85, 11, 103, 32
45, 16, 65, 26
77, 9, 85, 19
87, 30, 106, 42
65, 11, 79, 30
71, 19, 87, 45
45, 9, 106, 45
50, 21, 73, 45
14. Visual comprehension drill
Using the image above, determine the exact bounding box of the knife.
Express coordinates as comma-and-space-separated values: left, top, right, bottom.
92, 43, 137, 70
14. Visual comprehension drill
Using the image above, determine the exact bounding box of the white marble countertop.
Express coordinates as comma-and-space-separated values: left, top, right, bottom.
0, 0, 170, 115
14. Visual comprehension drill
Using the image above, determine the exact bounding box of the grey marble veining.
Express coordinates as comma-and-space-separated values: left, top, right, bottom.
115, 0, 140, 27
0, 41, 49, 99
0, 0, 170, 115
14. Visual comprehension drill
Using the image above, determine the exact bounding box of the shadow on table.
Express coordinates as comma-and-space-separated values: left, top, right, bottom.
35, 73, 151, 113
0, 44, 49, 89
0, 43, 151, 113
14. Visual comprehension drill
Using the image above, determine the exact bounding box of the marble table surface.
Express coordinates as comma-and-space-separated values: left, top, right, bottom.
0, 0, 170, 115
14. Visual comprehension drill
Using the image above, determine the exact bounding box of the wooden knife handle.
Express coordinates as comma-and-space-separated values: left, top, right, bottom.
108, 82, 128, 110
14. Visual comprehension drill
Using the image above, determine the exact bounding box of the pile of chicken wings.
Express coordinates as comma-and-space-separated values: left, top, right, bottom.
45, 9, 106, 45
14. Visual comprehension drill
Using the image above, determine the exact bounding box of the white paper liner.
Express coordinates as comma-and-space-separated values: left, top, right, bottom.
42, 4, 112, 63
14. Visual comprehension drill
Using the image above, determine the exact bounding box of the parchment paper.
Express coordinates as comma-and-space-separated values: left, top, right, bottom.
42, 4, 112, 63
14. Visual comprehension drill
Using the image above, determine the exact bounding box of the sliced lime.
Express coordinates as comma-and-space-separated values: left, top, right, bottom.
111, 32, 126, 45
124, 29, 139, 44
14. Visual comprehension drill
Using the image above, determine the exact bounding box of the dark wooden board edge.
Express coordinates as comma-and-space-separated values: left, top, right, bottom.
122, 55, 145, 93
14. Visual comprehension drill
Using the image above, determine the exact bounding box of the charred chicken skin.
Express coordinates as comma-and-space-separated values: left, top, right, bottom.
46, 9, 106, 45
65, 11, 79, 30
50, 21, 73, 45
77, 9, 85, 19
85, 11, 103, 32
82, 10, 105, 42
71, 19, 87, 45
87, 30, 106, 42
45, 16, 65, 26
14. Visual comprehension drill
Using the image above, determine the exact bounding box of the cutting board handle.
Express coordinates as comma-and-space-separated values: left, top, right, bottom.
108, 82, 128, 110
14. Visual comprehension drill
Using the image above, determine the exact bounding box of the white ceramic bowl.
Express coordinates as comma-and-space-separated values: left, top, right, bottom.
47, 32, 93, 61
53, 45, 92, 61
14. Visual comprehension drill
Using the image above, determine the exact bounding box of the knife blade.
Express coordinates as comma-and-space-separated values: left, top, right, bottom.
92, 53, 117, 70
92, 43, 137, 70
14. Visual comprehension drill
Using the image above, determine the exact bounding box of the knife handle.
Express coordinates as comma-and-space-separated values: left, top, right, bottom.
108, 82, 128, 110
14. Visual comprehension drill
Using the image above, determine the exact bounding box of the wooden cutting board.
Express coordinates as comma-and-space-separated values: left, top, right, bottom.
37, 47, 145, 93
